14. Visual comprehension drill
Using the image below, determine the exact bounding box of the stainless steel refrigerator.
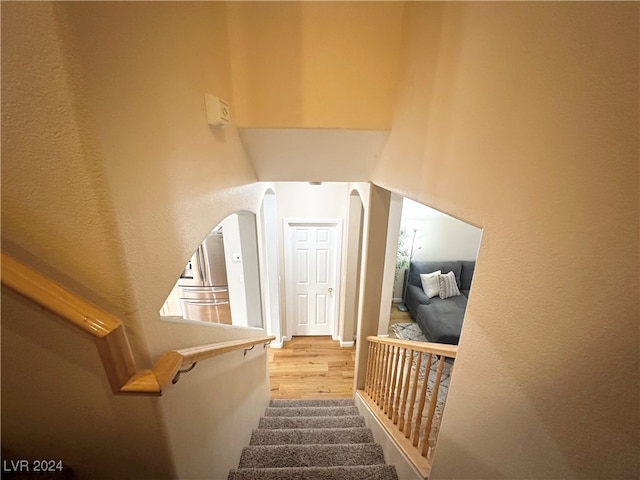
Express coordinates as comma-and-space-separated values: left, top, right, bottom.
178, 226, 231, 324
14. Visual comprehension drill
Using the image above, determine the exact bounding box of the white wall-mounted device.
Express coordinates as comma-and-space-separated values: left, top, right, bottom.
205, 94, 231, 128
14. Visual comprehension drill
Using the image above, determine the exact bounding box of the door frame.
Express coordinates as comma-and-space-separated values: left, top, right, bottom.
283, 218, 343, 340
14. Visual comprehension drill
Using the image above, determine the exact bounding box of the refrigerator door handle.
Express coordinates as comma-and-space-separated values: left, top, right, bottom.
181, 299, 230, 306
201, 242, 212, 285
197, 246, 206, 285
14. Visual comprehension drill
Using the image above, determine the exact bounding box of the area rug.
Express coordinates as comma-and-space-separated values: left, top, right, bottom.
391, 322, 427, 342
389, 322, 452, 420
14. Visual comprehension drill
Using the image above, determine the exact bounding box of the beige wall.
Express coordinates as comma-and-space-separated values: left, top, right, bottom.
1, 2, 133, 328
1, 3, 270, 478
354, 184, 392, 389
341, 188, 366, 345
378, 192, 404, 335
161, 343, 270, 479
227, 2, 404, 129
1, 289, 173, 479
57, 2, 261, 353
4, 2, 638, 478
373, 3, 639, 478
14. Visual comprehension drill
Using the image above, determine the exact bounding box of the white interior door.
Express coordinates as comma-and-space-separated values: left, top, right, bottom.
285, 221, 341, 336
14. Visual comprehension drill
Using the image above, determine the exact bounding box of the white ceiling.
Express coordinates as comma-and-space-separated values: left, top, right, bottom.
238, 128, 390, 182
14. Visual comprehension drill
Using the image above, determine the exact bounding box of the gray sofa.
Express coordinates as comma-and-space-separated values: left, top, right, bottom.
404, 260, 475, 345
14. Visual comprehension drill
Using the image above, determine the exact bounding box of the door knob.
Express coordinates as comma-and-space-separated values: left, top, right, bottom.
328, 288, 334, 293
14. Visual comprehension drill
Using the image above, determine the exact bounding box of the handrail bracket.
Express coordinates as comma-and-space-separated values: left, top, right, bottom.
172, 362, 197, 385
243, 345, 255, 357
244, 341, 271, 356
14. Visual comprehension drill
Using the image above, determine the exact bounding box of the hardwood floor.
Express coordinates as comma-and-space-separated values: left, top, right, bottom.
267, 306, 415, 399
388, 303, 413, 337
268, 336, 355, 399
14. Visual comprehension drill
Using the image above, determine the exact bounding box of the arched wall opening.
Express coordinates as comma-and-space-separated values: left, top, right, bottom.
158, 211, 264, 330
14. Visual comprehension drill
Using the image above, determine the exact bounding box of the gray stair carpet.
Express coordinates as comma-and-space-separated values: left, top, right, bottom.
263, 406, 360, 417
228, 399, 398, 480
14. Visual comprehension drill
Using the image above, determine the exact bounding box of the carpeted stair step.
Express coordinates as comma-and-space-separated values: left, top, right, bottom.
269, 398, 355, 408
228, 399, 399, 480
258, 415, 365, 429
249, 427, 374, 445
238, 443, 385, 468
263, 406, 359, 417
227, 464, 398, 480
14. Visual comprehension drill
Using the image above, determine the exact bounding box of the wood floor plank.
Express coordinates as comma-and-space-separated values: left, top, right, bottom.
389, 304, 413, 336
267, 308, 415, 398
269, 363, 328, 374
271, 353, 354, 362
268, 336, 355, 399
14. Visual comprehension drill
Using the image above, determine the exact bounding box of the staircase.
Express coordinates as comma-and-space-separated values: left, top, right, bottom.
227, 398, 399, 480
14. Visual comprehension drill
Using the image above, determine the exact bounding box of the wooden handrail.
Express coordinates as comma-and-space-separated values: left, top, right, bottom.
367, 335, 458, 358
151, 337, 276, 390
1, 251, 274, 395
361, 335, 457, 477
1, 253, 122, 337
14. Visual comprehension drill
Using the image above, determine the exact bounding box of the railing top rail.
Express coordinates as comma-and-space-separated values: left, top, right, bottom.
1, 251, 274, 396
367, 335, 457, 358
1, 252, 121, 337
176, 337, 275, 363
152, 336, 275, 390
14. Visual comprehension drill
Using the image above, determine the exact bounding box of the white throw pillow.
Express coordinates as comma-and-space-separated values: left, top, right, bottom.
420, 270, 442, 298
438, 271, 461, 299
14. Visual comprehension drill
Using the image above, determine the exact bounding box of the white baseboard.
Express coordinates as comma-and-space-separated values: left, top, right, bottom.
278, 336, 353, 348
392, 297, 403, 303
377, 334, 389, 338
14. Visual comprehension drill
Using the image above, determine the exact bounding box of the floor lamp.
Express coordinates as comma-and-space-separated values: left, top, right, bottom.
397, 228, 418, 312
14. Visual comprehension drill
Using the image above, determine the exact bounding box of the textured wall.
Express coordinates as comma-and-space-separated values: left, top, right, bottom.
227, 2, 404, 129
1, 290, 173, 479
373, 3, 639, 478
4, 2, 638, 478
1, 3, 269, 478
56, 2, 261, 354
1, 2, 134, 327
